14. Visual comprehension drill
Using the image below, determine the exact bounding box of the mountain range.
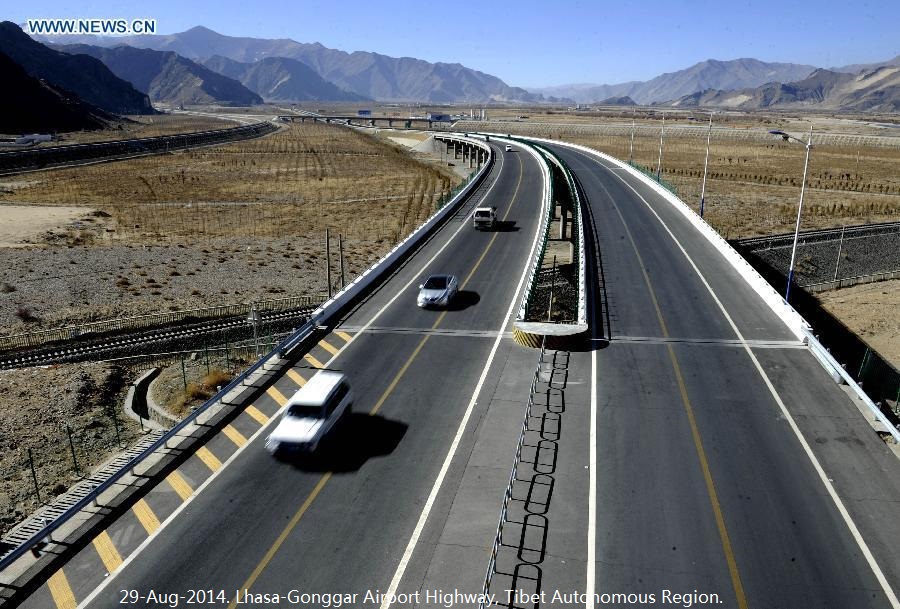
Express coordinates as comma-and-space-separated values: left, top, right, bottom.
53, 44, 263, 106
0, 21, 154, 115
200, 55, 368, 102
667, 66, 900, 113
34, 25, 543, 103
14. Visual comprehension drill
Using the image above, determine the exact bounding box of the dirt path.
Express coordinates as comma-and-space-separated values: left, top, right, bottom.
0, 204, 96, 247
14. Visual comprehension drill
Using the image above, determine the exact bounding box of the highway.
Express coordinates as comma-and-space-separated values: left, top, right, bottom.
17, 141, 548, 608
526, 142, 900, 608
14, 135, 900, 609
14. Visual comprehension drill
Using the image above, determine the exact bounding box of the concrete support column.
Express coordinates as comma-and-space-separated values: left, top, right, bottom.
558, 207, 568, 240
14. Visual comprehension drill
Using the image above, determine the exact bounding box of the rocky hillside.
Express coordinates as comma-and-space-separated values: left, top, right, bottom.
667, 66, 900, 112
55, 44, 262, 105
0, 51, 110, 133
201, 55, 367, 102
1, 21, 154, 115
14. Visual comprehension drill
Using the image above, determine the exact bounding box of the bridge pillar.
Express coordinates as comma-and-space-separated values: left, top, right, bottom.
300, 116, 305, 123
469, 146, 475, 168
388, 119, 393, 127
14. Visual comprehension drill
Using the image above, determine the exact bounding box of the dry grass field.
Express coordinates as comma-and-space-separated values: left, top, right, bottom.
0, 122, 458, 244
24, 113, 236, 146
465, 116, 900, 238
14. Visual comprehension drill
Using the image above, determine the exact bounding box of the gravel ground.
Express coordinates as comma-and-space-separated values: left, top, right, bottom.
735, 224, 900, 287
0, 236, 388, 336
0, 362, 139, 532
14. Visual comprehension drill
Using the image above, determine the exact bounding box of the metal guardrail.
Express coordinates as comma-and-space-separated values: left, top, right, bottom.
480, 340, 546, 608
0, 295, 322, 352
804, 330, 900, 444
529, 143, 588, 328
0, 134, 495, 572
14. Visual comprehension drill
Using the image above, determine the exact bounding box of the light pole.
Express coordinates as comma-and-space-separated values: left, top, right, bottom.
769, 126, 813, 304
655, 113, 665, 181
247, 303, 260, 357
699, 113, 713, 217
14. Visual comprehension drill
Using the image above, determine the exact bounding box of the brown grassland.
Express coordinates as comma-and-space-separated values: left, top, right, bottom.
29, 112, 236, 146
0, 122, 458, 244
459, 116, 900, 238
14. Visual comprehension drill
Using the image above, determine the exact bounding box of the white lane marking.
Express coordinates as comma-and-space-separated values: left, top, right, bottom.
583, 149, 900, 609
325, 144, 508, 361
76, 147, 508, 608
379, 142, 548, 609
587, 291, 598, 607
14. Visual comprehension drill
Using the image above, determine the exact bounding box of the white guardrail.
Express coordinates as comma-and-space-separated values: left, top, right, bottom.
520, 137, 900, 444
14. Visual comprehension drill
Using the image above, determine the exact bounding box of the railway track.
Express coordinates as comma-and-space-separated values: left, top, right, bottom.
0, 304, 317, 369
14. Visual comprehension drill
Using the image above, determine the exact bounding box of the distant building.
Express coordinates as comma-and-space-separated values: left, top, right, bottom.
357, 109, 372, 117
15, 134, 53, 144
426, 113, 452, 122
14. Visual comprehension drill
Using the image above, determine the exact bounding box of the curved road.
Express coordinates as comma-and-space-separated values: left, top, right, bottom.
19, 141, 548, 608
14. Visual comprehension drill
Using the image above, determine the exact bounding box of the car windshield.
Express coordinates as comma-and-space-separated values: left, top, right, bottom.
423, 276, 448, 289
474, 210, 491, 217
288, 404, 323, 418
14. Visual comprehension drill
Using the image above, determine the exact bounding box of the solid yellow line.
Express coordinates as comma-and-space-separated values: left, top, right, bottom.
166, 471, 193, 501
195, 446, 222, 472
228, 473, 332, 609
47, 570, 77, 609
667, 344, 748, 609
286, 368, 306, 387
132, 499, 160, 535
266, 386, 288, 406
335, 330, 353, 343
318, 339, 340, 355
245, 404, 270, 425
92, 530, 123, 574
223, 425, 247, 447
303, 353, 325, 369
612, 203, 748, 609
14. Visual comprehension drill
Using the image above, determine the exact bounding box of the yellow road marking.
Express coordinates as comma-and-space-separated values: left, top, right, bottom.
229, 148, 526, 604
48, 570, 76, 609
223, 425, 247, 447
166, 471, 193, 501
245, 405, 269, 425
266, 386, 288, 406
335, 330, 353, 343
132, 499, 160, 535
92, 530, 123, 573
612, 202, 749, 609
228, 473, 332, 609
196, 446, 222, 472
303, 353, 325, 369
286, 368, 306, 387
318, 339, 340, 355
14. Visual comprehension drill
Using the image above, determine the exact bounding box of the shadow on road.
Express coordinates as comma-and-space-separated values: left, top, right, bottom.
446, 290, 480, 311
279, 413, 407, 473
494, 220, 519, 232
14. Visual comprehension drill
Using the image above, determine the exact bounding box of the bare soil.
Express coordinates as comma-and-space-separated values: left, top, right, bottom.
817, 280, 900, 370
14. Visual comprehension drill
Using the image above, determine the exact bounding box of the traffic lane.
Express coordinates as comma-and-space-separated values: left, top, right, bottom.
360, 149, 544, 334
343, 142, 517, 328
556, 146, 743, 342
239, 334, 501, 599
670, 342, 893, 608
78, 330, 441, 606
593, 342, 737, 601
558, 145, 797, 343
755, 347, 900, 589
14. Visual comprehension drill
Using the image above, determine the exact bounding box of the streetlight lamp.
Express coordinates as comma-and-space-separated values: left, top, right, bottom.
699, 113, 713, 217
769, 125, 813, 304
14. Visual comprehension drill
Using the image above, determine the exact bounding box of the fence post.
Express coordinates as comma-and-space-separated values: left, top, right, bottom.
66, 425, 80, 476
181, 352, 188, 391
28, 448, 41, 504
832, 226, 845, 282
204, 342, 210, 376
110, 407, 123, 448
325, 228, 332, 298
858, 347, 870, 379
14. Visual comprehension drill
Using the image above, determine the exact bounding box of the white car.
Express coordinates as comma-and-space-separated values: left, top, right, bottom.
505, 144, 513, 152
417, 274, 459, 308
265, 371, 352, 454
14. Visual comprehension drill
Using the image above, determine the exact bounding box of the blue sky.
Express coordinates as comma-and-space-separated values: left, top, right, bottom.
11, 0, 900, 87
